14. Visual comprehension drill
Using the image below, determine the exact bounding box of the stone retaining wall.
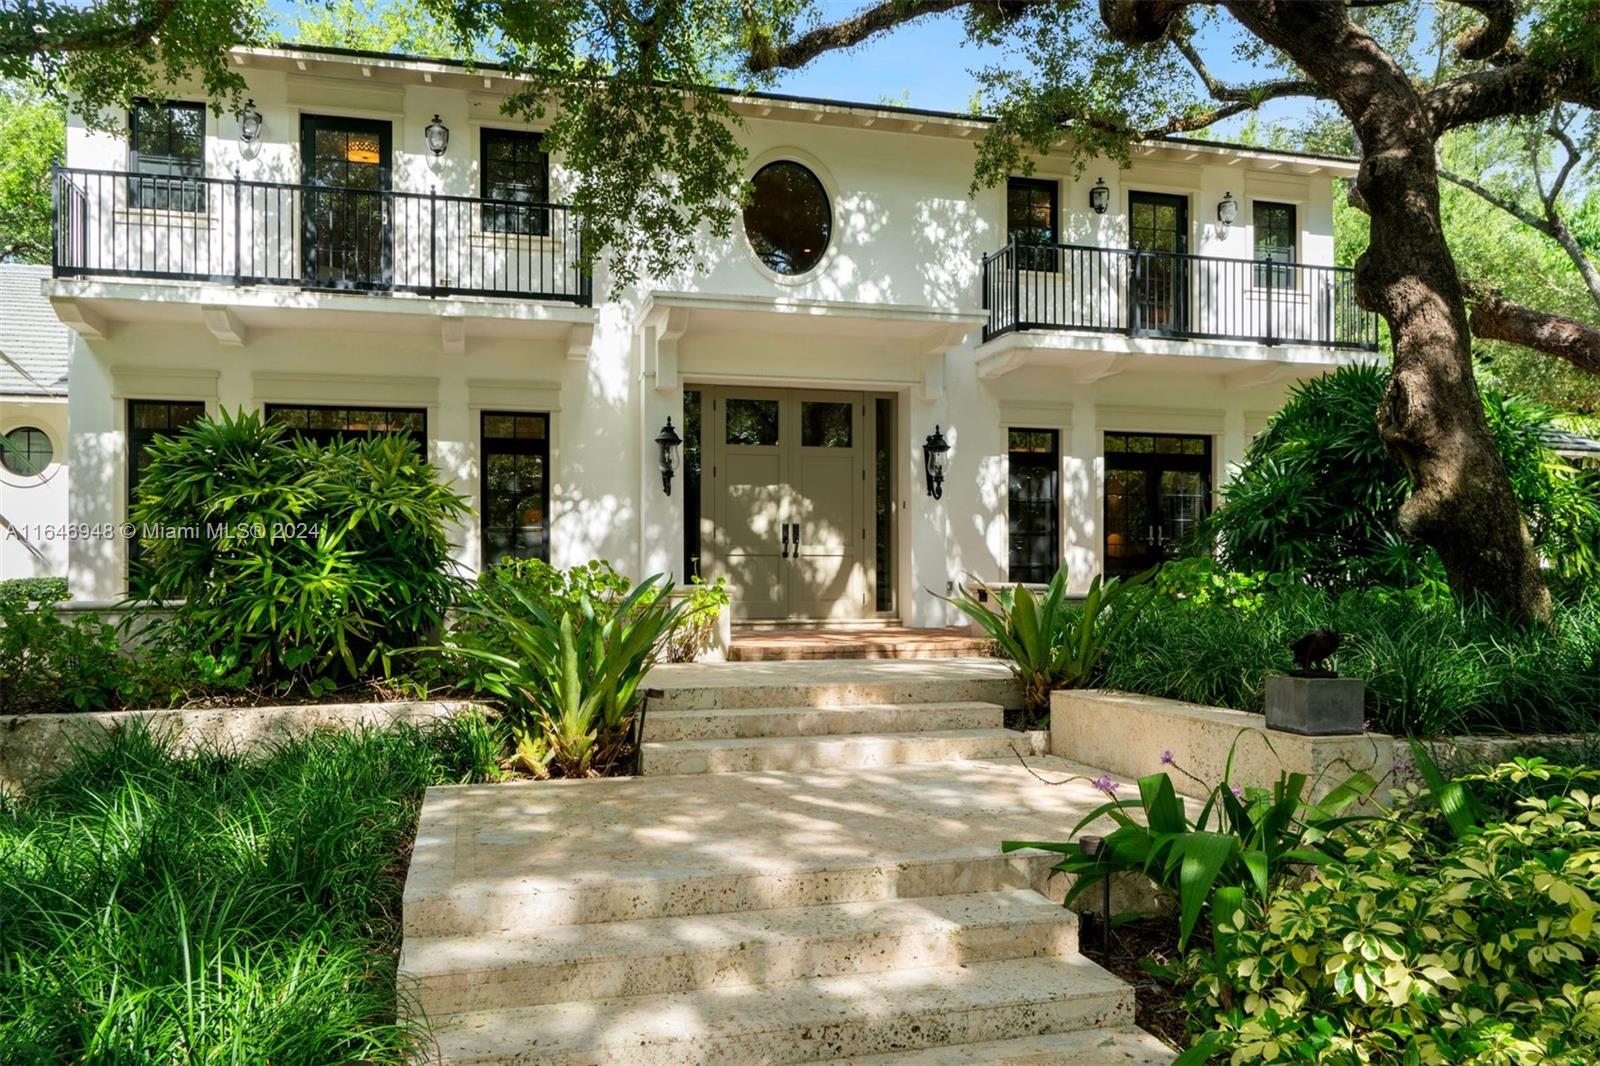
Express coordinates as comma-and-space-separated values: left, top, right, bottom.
1, 700, 485, 795
1051, 689, 1581, 801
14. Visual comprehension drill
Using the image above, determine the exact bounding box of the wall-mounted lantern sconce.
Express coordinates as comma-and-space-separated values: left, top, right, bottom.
425, 114, 451, 157
655, 417, 683, 495
1088, 177, 1109, 215
237, 99, 263, 146
1217, 191, 1239, 234
923, 425, 950, 500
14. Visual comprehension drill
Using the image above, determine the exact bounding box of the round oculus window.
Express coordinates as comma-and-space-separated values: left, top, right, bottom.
1, 427, 52, 476
743, 160, 831, 276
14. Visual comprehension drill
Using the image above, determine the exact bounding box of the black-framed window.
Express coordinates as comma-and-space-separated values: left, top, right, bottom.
129, 100, 206, 211
1254, 201, 1297, 289
265, 405, 425, 448
481, 128, 550, 236
743, 160, 832, 276
683, 390, 702, 582
1, 427, 53, 476
1007, 177, 1058, 272
127, 400, 206, 574
874, 397, 894, 613
1008, 428, 1060, 584
481, 412, 550, 567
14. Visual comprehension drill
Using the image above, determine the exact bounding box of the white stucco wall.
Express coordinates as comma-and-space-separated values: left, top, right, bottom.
55, 47, 1366, 619
1, 398, 70, 580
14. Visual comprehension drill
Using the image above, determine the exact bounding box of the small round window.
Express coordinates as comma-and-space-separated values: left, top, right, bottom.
1, 427, 52, 476
743, 160, 831, 276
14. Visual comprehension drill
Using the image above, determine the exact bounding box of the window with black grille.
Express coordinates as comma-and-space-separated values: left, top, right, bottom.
129, 101, 206, 211
1254, 201, 1297, 289
1007, 428, 1060, 584
1006, 178, 1058, 273
481, 412, 550, 567
481, 129, 550, 236
265, 405, 426, 448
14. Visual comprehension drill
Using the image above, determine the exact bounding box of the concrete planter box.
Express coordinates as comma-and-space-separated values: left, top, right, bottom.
1264, 674, 1366, 735
1, 699, 487, 796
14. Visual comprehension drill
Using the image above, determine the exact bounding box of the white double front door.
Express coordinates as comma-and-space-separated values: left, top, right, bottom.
699, 386, 880, 622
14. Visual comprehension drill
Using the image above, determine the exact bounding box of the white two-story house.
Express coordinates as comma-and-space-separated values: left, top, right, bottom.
46, 43, 1376, 626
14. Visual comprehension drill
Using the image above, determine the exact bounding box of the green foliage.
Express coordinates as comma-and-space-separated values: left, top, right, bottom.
1209, 364, 1600, 589
1, 1, 262, 130
665, 575, 730, 663
0, 715, 499, 1063
129, 409, 469, 692
944, 565, 1155, 720
1101, 578, 1600, 737
0, 81, 63, 263
0, 576, 66, 603
440, 571, 686, 777
1186, 766, 1600, 1065
283, 0, 465, 55
0, 599, 134, 715
1005, 755, 1375, 950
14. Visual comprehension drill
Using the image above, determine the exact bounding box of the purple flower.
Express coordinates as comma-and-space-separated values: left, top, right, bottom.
1393, 754, 1416, 779
1160, 749, 1175, 766
1230, 784, 1245, 801
1091, 774, 1121, 796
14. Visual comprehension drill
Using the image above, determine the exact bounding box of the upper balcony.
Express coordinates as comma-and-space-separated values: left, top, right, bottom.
980, 241, 1378, 352
51, 166, 591, 305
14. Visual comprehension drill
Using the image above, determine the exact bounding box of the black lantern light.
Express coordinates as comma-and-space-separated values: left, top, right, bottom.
1217, 190, 1239, 233
922, 425, 950, 500
655, 417, 683, 495
425, 114, 451, 157
1088, 177, 1109, 215
237, 99, 263, 145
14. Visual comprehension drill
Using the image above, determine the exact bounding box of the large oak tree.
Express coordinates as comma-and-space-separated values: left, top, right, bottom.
12, 0, 1600, 621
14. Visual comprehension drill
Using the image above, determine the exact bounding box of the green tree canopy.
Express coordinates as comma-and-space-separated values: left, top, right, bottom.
0, 81, 63, 263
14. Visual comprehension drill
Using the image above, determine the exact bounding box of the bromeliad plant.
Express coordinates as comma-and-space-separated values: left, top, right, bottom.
1003, 744, 1377, 950
440, 573, 686, 777
944, 565, 1155, 720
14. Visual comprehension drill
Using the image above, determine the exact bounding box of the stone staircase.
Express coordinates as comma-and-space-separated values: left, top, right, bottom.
400, 659, 1172, 1065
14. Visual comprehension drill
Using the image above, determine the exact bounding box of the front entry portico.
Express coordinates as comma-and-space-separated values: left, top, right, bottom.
698, 386, 890, 623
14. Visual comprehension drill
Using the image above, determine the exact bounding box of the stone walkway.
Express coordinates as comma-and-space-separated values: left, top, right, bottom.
400, 659, 1173, 1064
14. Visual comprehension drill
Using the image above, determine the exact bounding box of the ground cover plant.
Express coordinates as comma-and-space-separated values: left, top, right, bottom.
0, 715, 501, 1064
1178, 755, 1600, 1065
1098, 564, 1600, 738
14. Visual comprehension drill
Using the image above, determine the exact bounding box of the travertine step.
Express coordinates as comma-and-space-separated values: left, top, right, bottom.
403, 761, 1158, 937
643, 701, 1005, 741
641, 728, 1040, 775
800, 1027, 1175, 1065
428, 955, 1133, 1066
403, 889, 1075, 1015
645, 658, 1021, 712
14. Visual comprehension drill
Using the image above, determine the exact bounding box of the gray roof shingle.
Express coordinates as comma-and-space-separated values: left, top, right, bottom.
0, 264, 68, 397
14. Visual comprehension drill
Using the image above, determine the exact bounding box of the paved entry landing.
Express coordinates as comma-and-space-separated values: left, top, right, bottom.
729, 627, 994, 661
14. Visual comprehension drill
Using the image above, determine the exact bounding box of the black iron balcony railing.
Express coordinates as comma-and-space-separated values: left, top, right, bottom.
52, 166, 591, 305
981, 241, 1378, 350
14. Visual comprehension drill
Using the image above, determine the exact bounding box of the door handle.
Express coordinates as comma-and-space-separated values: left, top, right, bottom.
781, 522, 790, 559
791, 522, 801, 555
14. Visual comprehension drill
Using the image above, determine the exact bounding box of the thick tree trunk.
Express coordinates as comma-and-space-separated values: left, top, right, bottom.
1224, 1, 1550, 623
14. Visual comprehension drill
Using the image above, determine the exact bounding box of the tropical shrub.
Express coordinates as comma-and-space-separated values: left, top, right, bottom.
946, 565, 1155, 720
0, 598, 136, 715
1005, 755, 1375, 950
129, 409, 469, 691
1100, 580, 1600, 737
466, 557, 632, 625
664, 576, 730, 663
1182, 761, 1600, 1065
441, 572, 685, 777
1207, 363, 1600, 590
0, 576, 67, 603
0, 715, 501, 1063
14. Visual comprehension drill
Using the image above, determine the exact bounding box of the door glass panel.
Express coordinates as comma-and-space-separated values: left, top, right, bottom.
1104, 468, 1151, 576
874, 397, 893, 613
725, 398, 779, 446
1160, 470, 1208, 549
800, 402, 852, 447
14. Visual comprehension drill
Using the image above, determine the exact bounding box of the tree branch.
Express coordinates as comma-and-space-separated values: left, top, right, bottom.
1097, 0, 1189, 45
1171, 34, 1320, 107
1468, 284, 1600, 375
1439, 166, 1554, 236
1451, 0, 1516, 62
0, 0, 181, 59
746, 0, 968, 73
